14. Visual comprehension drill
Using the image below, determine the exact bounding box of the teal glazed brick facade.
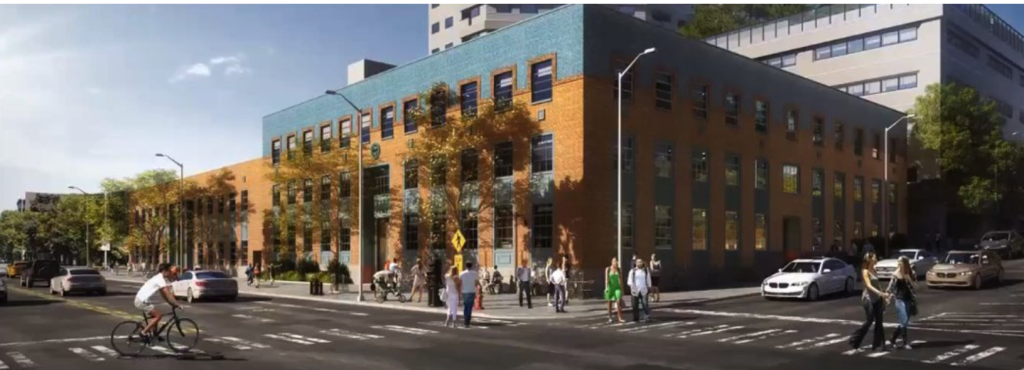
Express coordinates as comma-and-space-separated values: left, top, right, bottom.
262, 5, 585, 156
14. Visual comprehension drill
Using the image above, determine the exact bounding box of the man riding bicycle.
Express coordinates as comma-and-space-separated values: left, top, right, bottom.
134, 263, 183, 340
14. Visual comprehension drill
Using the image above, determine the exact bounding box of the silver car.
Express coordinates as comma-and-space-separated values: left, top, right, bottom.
171, 270, 238, 303
978, 230, 1023, 259
49, 267, 107, 296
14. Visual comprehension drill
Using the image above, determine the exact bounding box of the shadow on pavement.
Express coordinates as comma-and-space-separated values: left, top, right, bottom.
1, 299, 62, 307
119, 352, 243, 362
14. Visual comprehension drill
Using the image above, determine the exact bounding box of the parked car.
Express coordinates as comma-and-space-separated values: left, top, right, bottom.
172, 270, 238, 303
926, 250, 1003, 289
7, 261, 29, 278
875, 249, 939, 280
0, 278, 7, 304
762, 257, 856, 301
49, 267, 107, 296
977, 230, 1023, 259
20, 260, 60, 288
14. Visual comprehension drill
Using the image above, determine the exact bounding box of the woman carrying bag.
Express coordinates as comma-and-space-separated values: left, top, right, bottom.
887, 256, 918, 349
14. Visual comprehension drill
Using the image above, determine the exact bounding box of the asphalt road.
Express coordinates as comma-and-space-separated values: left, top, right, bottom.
1, 259, 1023, 370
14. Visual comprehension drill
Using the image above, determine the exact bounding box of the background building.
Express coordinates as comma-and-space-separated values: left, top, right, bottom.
428, 4, 694, 54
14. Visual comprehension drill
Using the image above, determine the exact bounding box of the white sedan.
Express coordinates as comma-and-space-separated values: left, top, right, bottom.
171, 270, 238, 303
875, 249, 939, 279
49, 267, 107, 296
762, 258, 856, 301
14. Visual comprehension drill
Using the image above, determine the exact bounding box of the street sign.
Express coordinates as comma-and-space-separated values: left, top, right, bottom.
454, 253, 463, 274
100, 243, 111, 252
451, 230, 466, 253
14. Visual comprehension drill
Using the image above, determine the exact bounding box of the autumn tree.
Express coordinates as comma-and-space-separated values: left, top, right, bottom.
183, 169, 241, 268
679, 4, 815, 39
119, 169, 181, 265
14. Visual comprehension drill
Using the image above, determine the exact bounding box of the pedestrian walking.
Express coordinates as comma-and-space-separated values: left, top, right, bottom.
887, 256, 918, 349
254, 264, 261, 288
649, 254, 662, 303
848, 251, 891, 352
516, 259, 532, 309
411, 258, 427, 303
443, 266, 460, 327
550, 261, 568, 313
628, 258, 652, 322
605, 257, 625, 323
458, 262, 480, 328
245, 265, 254, 287
544, 257, 555, 307
561, 255, 571, 306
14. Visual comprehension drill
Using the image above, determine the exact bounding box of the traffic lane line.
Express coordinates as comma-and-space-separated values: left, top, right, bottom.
7, 285, 136, 321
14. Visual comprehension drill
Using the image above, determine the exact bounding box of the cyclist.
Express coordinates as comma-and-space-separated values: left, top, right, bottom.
133, 263, 183, 340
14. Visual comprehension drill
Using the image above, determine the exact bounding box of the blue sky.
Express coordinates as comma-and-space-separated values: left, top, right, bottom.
0, 5, 425, 210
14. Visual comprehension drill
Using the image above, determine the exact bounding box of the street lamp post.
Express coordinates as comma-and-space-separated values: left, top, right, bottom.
617, 47, 656, 269
156, 153, 185, 268
69, 186, 90, 266
326, 89, 366, 302
883, 114, 915, 256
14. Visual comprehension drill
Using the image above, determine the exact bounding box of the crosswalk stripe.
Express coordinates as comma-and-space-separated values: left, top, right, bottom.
207, 338, 251, 350
867, 351, 890, 358
776, 333, 840, 349
372, 325, 438, 335
150, 346, 175, 355
220, 336, 270, 349
282, 334, 330, 344
923, 344, 980, 364
422, 321, 489, 329
950, 347, 1005, 366
231, 314, 275, 323
69, 348, 104, 362
320, 329, 383, 340
666, 325, 729, 338
619, 321, 692, 333
717, 329, 780, 343
264, 334, 314, 345
6, 352, 33, 367
795, 337, 846, 351
676, 325, 744, 339
734, 330, 797, 344
90, 346, 119, 357
0, 359, 7, 370
256, 301, 368, 316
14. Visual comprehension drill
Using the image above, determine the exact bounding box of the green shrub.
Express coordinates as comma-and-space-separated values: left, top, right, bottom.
277, 259, 296, 273
297, 258, 319, 275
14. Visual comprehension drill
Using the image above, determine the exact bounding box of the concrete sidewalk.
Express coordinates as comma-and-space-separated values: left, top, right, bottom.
102, 271, 759, 320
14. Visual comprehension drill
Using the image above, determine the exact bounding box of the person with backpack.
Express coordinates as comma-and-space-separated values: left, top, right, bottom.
245, 265, 254, 286
627, 258, 652, 323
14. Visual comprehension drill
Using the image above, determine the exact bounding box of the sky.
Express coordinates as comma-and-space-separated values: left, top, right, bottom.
0, 4, 425, 210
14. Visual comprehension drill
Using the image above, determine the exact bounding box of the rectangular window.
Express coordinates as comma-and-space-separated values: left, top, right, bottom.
461, 149, 478, 182
617, 203, 634, 249
725, 155, 740, 187
692, 149, 708, 182
360, 113, 371, 144
619, 137, 634, 173
531, 134, 553, 173
872, 224, 879, 237
460, 81, 478, 117
303, 221, 313, 253
320, 125, 332, 152
444, 16, 453, 29
381, 106, 394, 139
431, 162, 446, 187
834, 122, 845, 150
783, 165, 799, 194
655, 73, 672, 110
654, 205, 672, 249
854, 128, 864, 156
272, 185, 280, 207
494, 71, 513, 112
834, 173, 845, 200
692, 84, 709, 120
812, 117, 824, 146
832, 42, 848, 57
754, 214, 767, 251
900, 27, 917, 42
889, 138, 898, 162
865, 34, 881, 50
883, 77, 899, 92
655, 145, 673, 178
988, 55, 1013, 79
430, 211, 445, 250
815, 46, 831, 60
431, 22, 439, 34
865, 81, 881, 95
287, 135, 296, 160
461, 210, 478, 250
494, 142, 513, 178
404, 160, 418, 189
320, 175, 331, 201
872, 180, 881, 204
725, 92, 739, 125
339, 172, 351, 199
613, 65, 633, 102
403, 100, 418, 134
531, 60, 553, 103
834, 220, 844, 245
881, 31, 899, 46
532, 204, 553, 249
287, 182, 297, 205
494, 206, 513, 249
755, 100, 768, 133
339, 226, 351, 251
949, 31, 980, 57
692, 208, 707, 251
812, 169, 823, 197
303, 130, 313, 156
725, 211, 739, 251
272, 140, 281, 165
854, 177, 864, 202
786, 110, 798, 140
303, 179, 313, 203
872, 133, 881, 159
848, 38, 864, 53
430, 89, 446, 128
340, 118, 352, 148
320, 220, 330, 252
854, 221, 863, 239
755, 159, 768, 190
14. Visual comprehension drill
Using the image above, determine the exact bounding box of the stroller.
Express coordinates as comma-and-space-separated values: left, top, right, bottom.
372, 271, 407, 303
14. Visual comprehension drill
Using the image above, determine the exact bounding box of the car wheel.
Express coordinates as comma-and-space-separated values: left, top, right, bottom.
187, 288, 195, 304
996, 270, 1004, 286
844, 278, 854, 296
807, 284, 820, 301
226, 295, 237, 302
97, 289, 106, 296
974, 275, 983, 290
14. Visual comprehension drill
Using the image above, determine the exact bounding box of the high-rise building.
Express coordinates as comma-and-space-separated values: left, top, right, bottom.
427, 4, 694, 54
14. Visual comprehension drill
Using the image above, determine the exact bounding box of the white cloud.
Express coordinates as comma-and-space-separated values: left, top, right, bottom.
169, 62, 211, 82
209, 55, 239, 65
169, 54, 250, 82
224, 63, 251, 76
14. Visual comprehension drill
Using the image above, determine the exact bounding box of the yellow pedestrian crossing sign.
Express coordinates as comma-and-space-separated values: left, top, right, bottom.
452, 230, 466, 252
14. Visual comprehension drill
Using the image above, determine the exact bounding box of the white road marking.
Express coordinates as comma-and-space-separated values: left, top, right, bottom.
231, 314, 275, 323
923, 344, 980, 364
220, 336, 270, 349
0, 336, 114, 348
795, 337, 847, 351
420, 321, 489, 330
69, 348, 105, 362
90, 346, 120, 357
319, 329, 383, 340
665, 325, 728, 338
264, 334, 314, 345
734, 330, 797, 344
207, 338, 251, 350
7, 352, 34, 367
918, 312, 948, 322
867, 351, 890, 358
619, 321, 693, 333
776, 333, 840, 349
256, 301, 367, 316
980, 303, 1024, 306
150, 346, 176, 355
475, 318, 525, 327
372, 325, 438, 335
0, 359, 6, 370
951, 347, 1005, 366
717, 329, 780, 343
282, 334, 330, 344
676, 325, 744, 339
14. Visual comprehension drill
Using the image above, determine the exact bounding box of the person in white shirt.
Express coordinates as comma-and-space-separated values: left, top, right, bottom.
549, 262, 568, 313
388, 258, 400, 286
134, 263, 183, 338
458, 262, 480, 328
443, 266, 461, 327
516, 260, 532, 309
627, 259, 652, 322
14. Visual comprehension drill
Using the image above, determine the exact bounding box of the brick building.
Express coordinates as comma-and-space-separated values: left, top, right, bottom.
134, 5, 906, 289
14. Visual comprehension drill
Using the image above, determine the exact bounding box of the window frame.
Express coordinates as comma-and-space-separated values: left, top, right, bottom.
492, 68, 515, 112
654, 71, 673, 111
529, 57, 555, 104
380, 104, 395, 140
459, 79, 479, 117
783, 164, 799, 194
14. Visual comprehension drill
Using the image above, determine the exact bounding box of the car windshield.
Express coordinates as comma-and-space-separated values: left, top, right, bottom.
892, 251, 917, 259
70, 269, 100, 275
945, 253, 980, 265
983, 233, 1009, 241
196, 272, 229, 279
781, 262, 820, 273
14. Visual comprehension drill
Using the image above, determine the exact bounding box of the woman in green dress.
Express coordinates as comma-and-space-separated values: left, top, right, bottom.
605, 257, 625, 323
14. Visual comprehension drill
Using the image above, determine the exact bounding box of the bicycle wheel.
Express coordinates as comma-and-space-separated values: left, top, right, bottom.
165, 318, 200, 353
110, 321, 146, 356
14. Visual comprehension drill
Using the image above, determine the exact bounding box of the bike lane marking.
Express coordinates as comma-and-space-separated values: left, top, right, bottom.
69, 348, 104, 362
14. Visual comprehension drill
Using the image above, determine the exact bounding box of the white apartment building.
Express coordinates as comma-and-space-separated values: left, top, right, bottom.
428, 4, 693, 54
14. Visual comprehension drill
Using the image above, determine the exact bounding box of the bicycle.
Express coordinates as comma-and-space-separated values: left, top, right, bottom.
110, 306, 200, 356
